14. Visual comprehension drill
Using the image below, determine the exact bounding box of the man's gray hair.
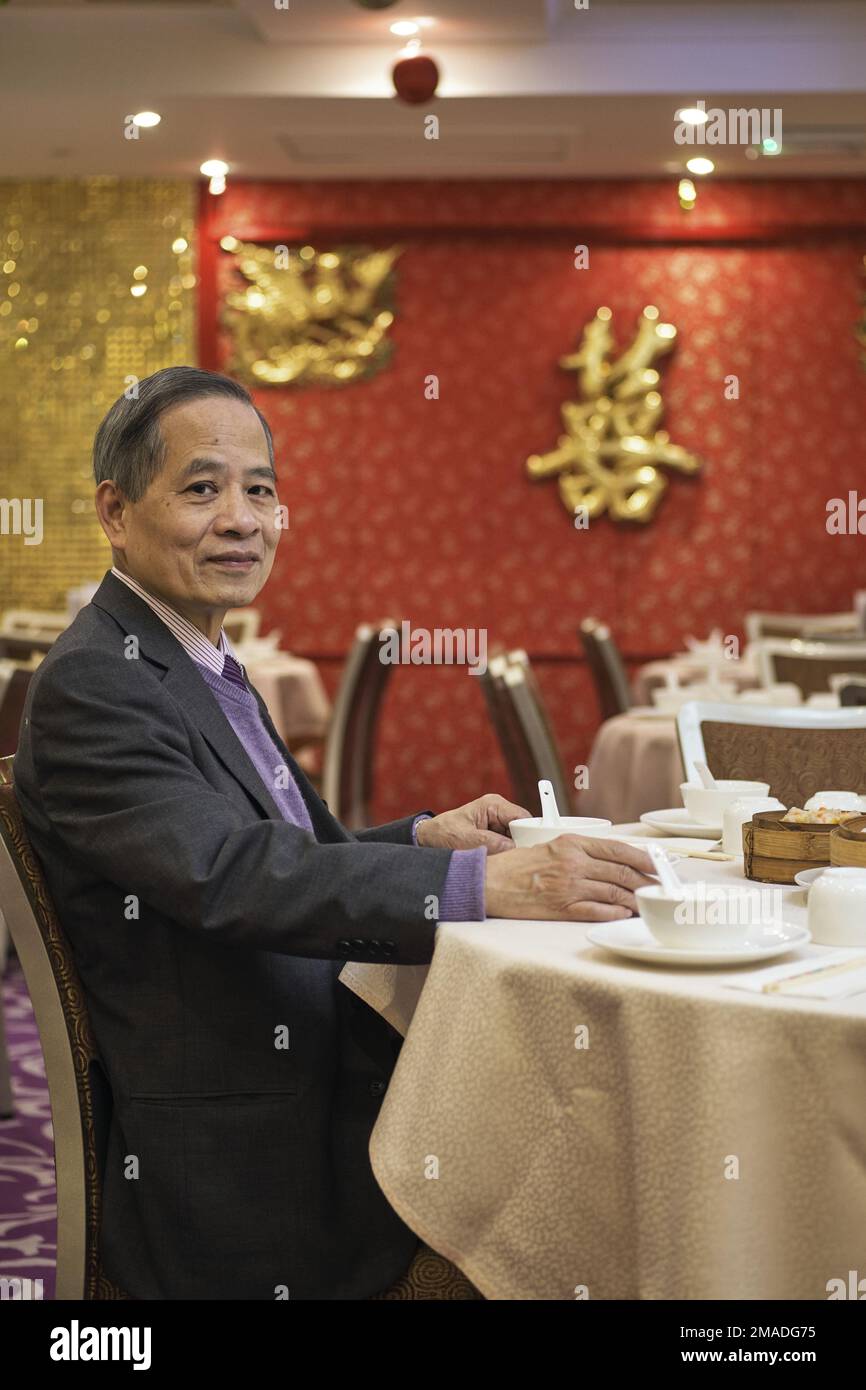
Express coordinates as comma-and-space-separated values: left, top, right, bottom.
92, 366, 275, 502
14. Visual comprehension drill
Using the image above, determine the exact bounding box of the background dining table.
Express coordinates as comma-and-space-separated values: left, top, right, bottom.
577, 710, 682, 824
341, 833, 866, 1301
631, 650, 759, 707
238, 647, 331, 746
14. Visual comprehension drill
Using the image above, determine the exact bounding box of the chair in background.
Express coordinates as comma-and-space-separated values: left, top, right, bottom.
479, 650, 573, 815
578, 618, 632, 721
0, 664, 38, 758
744, 611, 858, 643
753, 639, 866, 698
676, 701, 866, 808
321, 620, 400, 829
222, 608, 262, 646
0, 609, 68, 641
0, 634, 56, 662
0, 756, 128, 1299
479, 654, 543, 813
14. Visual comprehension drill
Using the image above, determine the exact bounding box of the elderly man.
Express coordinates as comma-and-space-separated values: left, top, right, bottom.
14, 366, 652, 1300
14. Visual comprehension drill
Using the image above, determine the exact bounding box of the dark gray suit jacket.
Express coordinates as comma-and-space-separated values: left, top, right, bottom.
13, 571, 456, 1299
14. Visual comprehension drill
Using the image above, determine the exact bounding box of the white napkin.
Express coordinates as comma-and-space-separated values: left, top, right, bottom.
338, 961, 429, 1037
725, 949, 866, 999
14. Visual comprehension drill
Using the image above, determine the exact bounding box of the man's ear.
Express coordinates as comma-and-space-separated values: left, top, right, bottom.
95, 480, 129, 550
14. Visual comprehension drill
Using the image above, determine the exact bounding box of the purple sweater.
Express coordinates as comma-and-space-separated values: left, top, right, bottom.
197, 664, 486, 923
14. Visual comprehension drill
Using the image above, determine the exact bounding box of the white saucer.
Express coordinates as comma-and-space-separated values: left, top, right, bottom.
587, 918, 810, 966
794, 867, 825, 890
640, 808, 721, 839
611, 835, 715, 856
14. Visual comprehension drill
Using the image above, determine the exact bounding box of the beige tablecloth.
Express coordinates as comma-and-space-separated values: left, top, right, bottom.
577, 712, 682, 823
242, 654, 330, 744
341, 844, 866, 1300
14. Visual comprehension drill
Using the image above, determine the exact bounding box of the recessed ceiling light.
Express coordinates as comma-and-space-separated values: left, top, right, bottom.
686, 157, 714, 175
390, 21, 420, 36
200, 159, 229, 178
676, 107, 708, 126
132, 111, 161, 129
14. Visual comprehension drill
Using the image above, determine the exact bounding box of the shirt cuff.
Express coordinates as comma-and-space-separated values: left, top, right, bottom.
410, 813, 433, 845
437, 848, 487, 922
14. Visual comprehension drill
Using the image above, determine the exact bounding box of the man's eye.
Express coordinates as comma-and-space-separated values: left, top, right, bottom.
250, 486, 276, 497
187, 482, 217, 495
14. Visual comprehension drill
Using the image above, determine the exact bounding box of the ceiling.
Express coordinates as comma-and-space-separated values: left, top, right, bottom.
1, 1, 866, 179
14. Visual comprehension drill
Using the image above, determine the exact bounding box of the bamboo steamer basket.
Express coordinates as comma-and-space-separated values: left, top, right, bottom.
742, 809, 835, 884
830, 814, 866, 867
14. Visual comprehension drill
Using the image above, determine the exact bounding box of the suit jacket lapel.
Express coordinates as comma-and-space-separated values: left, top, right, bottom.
91, 571, 288, 824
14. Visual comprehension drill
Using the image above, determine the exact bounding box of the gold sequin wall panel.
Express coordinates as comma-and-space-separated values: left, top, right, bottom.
0, 179, 196, 610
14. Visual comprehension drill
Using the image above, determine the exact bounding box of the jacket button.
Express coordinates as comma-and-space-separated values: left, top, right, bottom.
369, 1080, 387, 1097
350, 938, 368, 952
382, 940, 397, 956
337, 939, 351, 953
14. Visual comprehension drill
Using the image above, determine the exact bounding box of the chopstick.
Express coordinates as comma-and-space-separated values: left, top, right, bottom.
673, 849, 736, 861
762, 955, 866, 994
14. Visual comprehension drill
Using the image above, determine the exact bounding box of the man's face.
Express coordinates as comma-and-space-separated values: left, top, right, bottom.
103, 395, 280, 628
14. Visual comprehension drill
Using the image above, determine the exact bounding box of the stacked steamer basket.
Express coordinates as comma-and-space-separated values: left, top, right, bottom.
830, 814, 866, 866
743, 809, 834, 885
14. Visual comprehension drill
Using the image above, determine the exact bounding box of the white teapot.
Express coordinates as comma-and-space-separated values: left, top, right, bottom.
807, 868, 866, 947
722, 796, 785, 857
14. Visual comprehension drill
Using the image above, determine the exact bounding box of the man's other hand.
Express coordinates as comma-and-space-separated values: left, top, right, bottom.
415, 793, 530, 854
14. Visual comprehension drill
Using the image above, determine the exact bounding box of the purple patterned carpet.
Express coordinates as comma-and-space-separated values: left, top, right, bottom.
0, 957, 57, 1299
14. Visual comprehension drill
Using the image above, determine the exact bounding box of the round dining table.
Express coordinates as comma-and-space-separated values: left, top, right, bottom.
577, 711, 682, 824
342, 833, 866, 1301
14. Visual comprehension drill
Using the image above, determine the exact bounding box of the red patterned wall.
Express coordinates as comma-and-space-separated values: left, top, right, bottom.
198, 180, 866, 823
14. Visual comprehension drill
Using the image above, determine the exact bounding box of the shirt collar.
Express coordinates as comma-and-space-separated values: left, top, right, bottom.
109, 566, 242, 678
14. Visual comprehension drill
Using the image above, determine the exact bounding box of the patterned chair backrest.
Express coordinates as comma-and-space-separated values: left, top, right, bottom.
0, 756, 127, 1299
321, 621, 400, 830
676, 702, 866, 808
753, 639, 866, 698
579, 618, 632, 721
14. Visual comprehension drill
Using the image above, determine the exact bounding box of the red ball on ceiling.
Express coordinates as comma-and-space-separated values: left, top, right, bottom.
392, 54, 440, 104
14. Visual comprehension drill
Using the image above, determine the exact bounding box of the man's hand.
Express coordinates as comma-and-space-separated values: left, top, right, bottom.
415, 793, 530, 854
484, 835, 655, 922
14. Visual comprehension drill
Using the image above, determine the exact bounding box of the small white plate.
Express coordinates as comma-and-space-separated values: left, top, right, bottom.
794, 867, 826, 890
640, 808, 721, 839
587, 918, 810, 966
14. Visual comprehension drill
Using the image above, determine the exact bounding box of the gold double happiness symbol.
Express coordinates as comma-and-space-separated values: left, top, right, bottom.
527, 305, 703, 523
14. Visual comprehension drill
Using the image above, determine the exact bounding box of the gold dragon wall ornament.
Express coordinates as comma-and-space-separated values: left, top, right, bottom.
221, 239, 401, 387
526, 305, 703, 523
